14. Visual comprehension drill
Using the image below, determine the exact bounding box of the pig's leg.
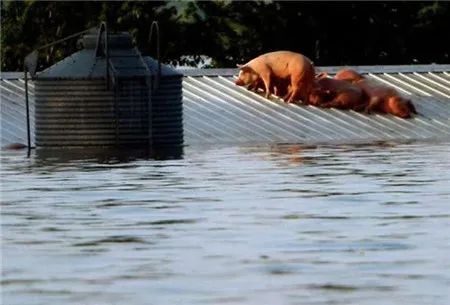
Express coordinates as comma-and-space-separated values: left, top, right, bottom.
364, 96, 382, 114
282, 83, 294, 102
248, 79, 262, 92
282, 88, 292, 102
287, 86, 301, 103
255, 67, 272, 98
285, 77, 300, 103
320, 100, 344, 109
323, 93, 364, 111
320, 95, 352, 110
353, 102, 367, 112
289, 76, 310, 103
273, 85, 278, 96
354, 92, 369, 112
259, 71, 272, 98
298, 82, 312, 104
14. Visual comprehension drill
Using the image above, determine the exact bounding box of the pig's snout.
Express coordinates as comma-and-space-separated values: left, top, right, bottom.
235, 78, 245, 86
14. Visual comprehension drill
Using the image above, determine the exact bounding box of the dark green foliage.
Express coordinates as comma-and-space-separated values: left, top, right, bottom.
1, 1, 449, 71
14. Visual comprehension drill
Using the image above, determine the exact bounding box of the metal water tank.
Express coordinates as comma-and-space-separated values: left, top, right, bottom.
146, 58, 184, 148
34, 31, 183, 150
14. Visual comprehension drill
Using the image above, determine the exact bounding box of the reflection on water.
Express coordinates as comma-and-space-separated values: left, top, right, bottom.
1, 141, 450, 305
33, 145, 184, 165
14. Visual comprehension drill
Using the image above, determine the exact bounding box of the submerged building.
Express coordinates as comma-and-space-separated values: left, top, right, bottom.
2, 63, 450, 149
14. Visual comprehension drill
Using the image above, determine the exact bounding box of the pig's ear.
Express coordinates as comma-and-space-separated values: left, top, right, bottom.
236, 64, 244, 68
239, 65, 254, 74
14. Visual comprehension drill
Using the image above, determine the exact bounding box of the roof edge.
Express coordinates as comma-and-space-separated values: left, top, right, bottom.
2, 64, 449, 79
180, 64, 450, 76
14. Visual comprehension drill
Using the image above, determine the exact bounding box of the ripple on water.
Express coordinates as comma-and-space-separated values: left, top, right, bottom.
307, 283, 395, 292
72, 236, 149, 247
134, 218, 202, 226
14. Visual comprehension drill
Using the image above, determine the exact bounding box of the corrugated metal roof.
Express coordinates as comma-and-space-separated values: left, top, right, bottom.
1, 65, 450, 148
1, 76, 36, 146
181, 65, 450, 145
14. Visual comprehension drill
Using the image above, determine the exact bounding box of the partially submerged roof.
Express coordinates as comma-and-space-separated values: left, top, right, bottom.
181, 64, 450, 145
1, 64, 450, 148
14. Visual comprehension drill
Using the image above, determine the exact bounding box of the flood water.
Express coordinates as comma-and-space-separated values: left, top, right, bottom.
1, 141, 450, 305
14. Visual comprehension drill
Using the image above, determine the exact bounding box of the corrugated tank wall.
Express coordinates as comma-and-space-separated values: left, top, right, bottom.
151, 74, 184, 147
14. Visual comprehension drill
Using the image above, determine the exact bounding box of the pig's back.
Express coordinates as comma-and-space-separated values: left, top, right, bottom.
249, 51, 307, 68
319, 78, 361, 95
319, 78, 349, 91
357, 80, 397, 98
265, 51, 310, 74
245, 51, 313, 80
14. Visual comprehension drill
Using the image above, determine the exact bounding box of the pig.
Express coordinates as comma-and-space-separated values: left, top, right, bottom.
334, 69, 417, 118
2, 143, 27, 150
334, 69, 364, 83
235, 51, 315, 103
364, 91, 417, 119
308, 72, 367, 111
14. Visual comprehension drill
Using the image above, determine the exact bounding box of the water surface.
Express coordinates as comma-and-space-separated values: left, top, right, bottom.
1, 141, 450, 305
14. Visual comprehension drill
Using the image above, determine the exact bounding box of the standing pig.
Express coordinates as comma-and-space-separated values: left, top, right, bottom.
235, 51, 315, 103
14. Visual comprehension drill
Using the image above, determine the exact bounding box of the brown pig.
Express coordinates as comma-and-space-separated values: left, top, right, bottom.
334, 69, 417, 118
235, 51, 315, 103
364, 91, 417, 119
2, 143, 27, 150
308, 73, 367, 111
334, 69, 364, 83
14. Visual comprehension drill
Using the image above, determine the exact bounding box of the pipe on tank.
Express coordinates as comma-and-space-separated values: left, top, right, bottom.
148, 21, 161, 90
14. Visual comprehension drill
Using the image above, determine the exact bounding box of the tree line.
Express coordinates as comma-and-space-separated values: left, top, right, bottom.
1, 1, 449, 72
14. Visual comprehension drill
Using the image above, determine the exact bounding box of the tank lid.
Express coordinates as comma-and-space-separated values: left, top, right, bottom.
35, 49, 110, 80
35, 31, 183, 80
35, 52, 183, 80
82, 32, 133, 50
35, 32, 137, 80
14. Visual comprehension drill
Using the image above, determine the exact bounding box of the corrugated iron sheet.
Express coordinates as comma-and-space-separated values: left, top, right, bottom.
1, 65, 450, 148
1, 76, 36, 146
182, 65, 450, 145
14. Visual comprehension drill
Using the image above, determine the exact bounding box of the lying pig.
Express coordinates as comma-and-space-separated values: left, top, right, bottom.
334, 69, 364, 83
235, 51, 315, 103
2, 143, 27, 150
334, 69, 417, 118
364, 89, 417, 118
308, 72, 367, 111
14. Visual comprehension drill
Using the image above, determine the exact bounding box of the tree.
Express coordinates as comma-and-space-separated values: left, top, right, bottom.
1, 1, 449, 72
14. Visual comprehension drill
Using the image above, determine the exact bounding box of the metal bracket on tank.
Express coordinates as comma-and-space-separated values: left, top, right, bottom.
23, 51, 39, 155
148, 21, 161, 91
94, 22, 110, 89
